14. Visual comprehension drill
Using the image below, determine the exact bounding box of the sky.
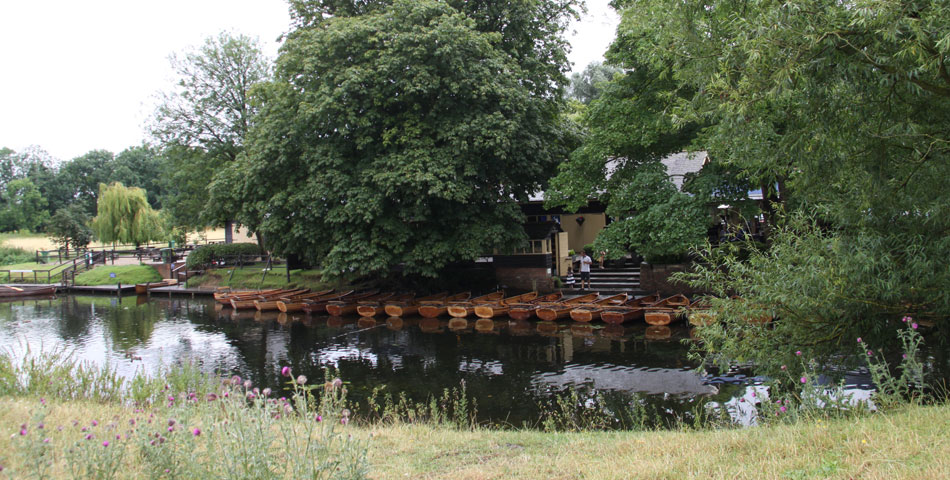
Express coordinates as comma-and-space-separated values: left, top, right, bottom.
0, 0, 619, 162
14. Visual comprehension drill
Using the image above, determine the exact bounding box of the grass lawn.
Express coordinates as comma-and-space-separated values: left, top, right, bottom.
0, 397, 946, 479
73, 264, 162, 286
187, 266, 332, 291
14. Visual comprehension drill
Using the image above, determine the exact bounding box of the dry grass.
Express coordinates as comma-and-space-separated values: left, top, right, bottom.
360, 405, 950, 479
2, 397, 945, 479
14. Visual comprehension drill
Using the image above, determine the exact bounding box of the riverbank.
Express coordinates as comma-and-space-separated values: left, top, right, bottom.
0, 395, 946, 479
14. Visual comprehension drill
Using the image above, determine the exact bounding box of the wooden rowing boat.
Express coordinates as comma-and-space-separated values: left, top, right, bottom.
214, 288, 284, 305
474, 291, 539, 319
535, 293, 600, 321
280, 290, 355, 314
384, 292, 449, 317
569, 293, 629, 323
256, 288, 333, 311
0, 285, 57, 297
686, 298, 716, 326
601, 293, 661, 325
447, 291, 505, 318
357, 293, 414, 317
134, 279, 178, 294
506, 292, 564, 321
417, 292, 471, 318
643, 294, 691, 325
231, 289, 309, 310
327, 292, 394, 316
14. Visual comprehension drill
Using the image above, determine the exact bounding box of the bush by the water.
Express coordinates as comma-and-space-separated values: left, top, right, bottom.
185, 243, 261, 269
0, 246, 35, 267
73, 265, 162, 286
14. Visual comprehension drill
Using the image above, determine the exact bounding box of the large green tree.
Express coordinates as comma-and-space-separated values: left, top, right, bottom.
47, 204, 93, 257
603, 0, 950, 369
226, 0, 579, 278
151, 32, 271, 231
91, 182, 163, 248
0, 178, 48, 232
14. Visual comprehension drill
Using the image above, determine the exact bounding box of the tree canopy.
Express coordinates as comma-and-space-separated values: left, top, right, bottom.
91, 182, 163, 247
602, 0, 950, 368
223, 0, 579, 278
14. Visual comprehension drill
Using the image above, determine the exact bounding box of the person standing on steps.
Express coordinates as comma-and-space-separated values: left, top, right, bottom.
579, 249, 592, 290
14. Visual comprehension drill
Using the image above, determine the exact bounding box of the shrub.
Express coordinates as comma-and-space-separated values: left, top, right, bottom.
0, 246, 34, 266
186, 243, 261, 269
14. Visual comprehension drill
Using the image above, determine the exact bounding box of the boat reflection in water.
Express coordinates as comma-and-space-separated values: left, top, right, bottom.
385, 317, 404, 331
0, 295, 896, 429
645, 325, 672, 341
357, 317, 378, 329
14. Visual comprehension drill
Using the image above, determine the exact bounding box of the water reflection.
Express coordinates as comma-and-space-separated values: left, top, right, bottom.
0, 295, 904, 427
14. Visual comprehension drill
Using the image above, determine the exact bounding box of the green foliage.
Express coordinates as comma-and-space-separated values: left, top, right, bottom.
73, 265, 162, 286
566, 61, 621, 105
226, 0, 579, 279
91, 182, 163, 247
185, 242, 262, 269
151, 33, 271, 231
607, 0, 950, 360
0, 246, 34, 266
0, 178, 48, 232
46, 204, 93, 256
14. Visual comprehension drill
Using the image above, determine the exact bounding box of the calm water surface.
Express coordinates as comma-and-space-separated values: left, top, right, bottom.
0, 294, 882, 426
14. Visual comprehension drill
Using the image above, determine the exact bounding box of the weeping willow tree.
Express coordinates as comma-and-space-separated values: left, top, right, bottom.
91, 182, 163, 248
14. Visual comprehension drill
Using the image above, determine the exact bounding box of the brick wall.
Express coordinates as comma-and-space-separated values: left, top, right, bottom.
638, 263, 708, 297
495, 267, 555, 293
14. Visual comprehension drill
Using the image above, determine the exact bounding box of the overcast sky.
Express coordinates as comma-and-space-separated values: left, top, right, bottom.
0, 1, 619, 162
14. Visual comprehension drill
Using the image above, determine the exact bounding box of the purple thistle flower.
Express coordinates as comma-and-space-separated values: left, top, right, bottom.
316, 415, 322, 422
902, 354, 908, 359
795, 350, 802, 356
40, 397, 46, 405
332, 378, 343, 388
85, 434, 94, 440
262, 388, 271, 397
167, 395, 175, 403
91, 420, 98, 427
168, 426, 174, 432
281, 366, 292, 377
116, 434, 121, 440
192, 428, 201, 436
902, 316, 910, 323
801, 376, 807, 384
206, 393, 218, 402
43, 438, 50, 443
340, 417, 348, 425
780, 365, 786, 370
168, 419, 176, 427
230, 375, 242, 385
857, 337, 862, 343
243, 380, 253, 390
867, 350, 873, 356
103, 441, 109, 447
19, 428, 27, 436
780, 406, 787, 412
296, 375, 307, 385
912, 323, 918, 329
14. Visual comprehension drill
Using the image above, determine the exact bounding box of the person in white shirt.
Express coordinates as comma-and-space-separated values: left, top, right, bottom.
579, 250, 592, 289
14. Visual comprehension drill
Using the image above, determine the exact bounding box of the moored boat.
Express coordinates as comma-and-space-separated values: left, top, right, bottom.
327, 292, 394, 316
474, 291, 539, 319
417, 292, 471, 318
506, 292, 564, 321
256, 288, 333, 311
643, 294, 691, 326
214, 288, 283, 305
569, 294, 629, 323
134, 279, 178, 294
601, 293, 661, 325
535, 293, 600, 322
383, 292, 448, 317
282, 290, 357, 314
231, 289, 309, 310
357, 293, 413, 317
0, 285, 58, 298
447, 291, 505, 318
686, 298, 716, 327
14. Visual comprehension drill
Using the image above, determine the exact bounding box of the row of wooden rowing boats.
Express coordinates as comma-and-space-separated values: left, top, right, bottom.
213, 288, 712, 325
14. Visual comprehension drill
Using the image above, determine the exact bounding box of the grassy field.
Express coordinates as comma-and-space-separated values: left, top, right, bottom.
187, 267, 332, 291
0, 396, 946, 479
73, 264, 162, 286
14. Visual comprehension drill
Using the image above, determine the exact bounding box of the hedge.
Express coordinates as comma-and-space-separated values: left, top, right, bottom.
185, 243, 262, 269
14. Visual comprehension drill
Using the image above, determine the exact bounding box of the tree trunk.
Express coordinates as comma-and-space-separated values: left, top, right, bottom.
224, 220, 234, 244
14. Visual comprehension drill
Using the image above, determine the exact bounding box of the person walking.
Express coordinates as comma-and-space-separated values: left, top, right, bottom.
579, 250, 592, 290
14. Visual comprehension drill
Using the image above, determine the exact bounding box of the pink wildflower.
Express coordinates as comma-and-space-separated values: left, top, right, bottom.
281, 366, 292, 377
192, 428, 201, 436
801, 376, 807, 384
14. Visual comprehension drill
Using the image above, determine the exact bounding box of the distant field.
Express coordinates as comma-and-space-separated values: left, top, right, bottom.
0, 227, 255, 253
